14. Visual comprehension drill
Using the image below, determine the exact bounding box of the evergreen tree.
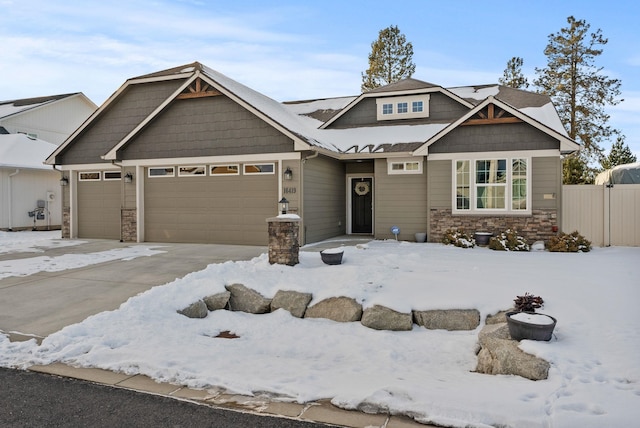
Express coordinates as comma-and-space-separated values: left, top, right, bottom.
563, 152, 597, 184
601, 136, 637, 170
361, 25, 416, 92
499, 57, 529, 89
534, 16, 623, 162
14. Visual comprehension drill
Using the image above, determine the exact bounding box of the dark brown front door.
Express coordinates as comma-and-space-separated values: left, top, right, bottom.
351, 177, 372, 234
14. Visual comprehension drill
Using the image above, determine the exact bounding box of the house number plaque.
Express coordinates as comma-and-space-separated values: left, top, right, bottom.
283, 187, 297, 194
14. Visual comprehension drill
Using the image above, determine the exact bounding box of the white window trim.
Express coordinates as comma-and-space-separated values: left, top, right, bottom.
376, 94, 430, 121
243, 163, 275, 175
178, 165, 206, 177
148, 167, 175, 177
103, 171, 122, 181
78, 171, 101, 181
387, 158, 423, 175
209, 164, 240, 176
451, 156, 531, 215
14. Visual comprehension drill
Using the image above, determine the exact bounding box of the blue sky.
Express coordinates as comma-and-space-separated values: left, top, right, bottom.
1, 0, 638, 156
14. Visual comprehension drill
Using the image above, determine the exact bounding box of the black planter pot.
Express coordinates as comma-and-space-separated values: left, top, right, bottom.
474, 232, 493, 246
320, 250, 344, 265
506, 311, 557, 341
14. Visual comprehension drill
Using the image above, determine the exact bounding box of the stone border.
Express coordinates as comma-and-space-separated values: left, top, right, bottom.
178, 283, 481, 332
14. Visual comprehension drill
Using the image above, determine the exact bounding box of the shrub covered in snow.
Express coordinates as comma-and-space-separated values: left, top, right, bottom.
489, 229, 530, 251
441, 228, 475, 248
547, 231, 592, 252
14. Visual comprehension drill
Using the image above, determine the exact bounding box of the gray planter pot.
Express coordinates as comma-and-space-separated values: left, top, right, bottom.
320, 250, 344, 265
474, 232, 493, 246
506, 311, 557, 341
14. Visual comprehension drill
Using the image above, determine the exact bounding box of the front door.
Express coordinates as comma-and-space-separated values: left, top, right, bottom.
351, 177, 373, 234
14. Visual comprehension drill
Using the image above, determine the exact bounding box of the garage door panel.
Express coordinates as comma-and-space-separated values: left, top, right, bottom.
77, 179, 121, 239
145, 171, 276, 245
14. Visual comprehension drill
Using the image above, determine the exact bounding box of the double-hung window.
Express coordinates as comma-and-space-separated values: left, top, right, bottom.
454, 158, 529, 213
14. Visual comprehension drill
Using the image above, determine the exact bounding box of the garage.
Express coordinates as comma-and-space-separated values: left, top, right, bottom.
144, 164, 278, 245
77, 171, 121, 239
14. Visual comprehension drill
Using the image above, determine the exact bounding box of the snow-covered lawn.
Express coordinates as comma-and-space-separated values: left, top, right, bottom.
1, 231, 638, 427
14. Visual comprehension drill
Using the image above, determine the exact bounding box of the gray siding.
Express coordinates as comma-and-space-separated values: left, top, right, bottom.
303, 155, 346, 244
532, 157, 561, 210
122, 96, 294, 159
58, 80, 184, 165
429, 123, 559, 153
427, 160, 451, 209
374, 158, 428, 241
328, 92, 469, 128
346, 161, 374, 174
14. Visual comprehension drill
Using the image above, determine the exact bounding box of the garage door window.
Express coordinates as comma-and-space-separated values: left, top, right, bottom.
79, 172, 101, 181
178, 166, 205, 177
103, 171, 121, 181
244, 163, 274, 175
148, 167, 175, 177
210, 165, 239, 175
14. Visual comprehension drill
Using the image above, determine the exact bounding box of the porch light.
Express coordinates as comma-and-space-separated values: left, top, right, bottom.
124, 172, 133, 183
60, 176, 69, 186
284, 167, 293, 180
279, 197, 289, 215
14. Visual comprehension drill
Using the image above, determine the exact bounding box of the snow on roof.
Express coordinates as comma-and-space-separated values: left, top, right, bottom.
283, 96, 356, 116
448, 85, 500, 101
521, 102, 568, 136
0, 134, 57, 170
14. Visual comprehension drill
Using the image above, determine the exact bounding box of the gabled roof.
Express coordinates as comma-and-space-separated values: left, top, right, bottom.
0, 93, 94, 120
0, 134, 57, 170
413, 96, 580, 156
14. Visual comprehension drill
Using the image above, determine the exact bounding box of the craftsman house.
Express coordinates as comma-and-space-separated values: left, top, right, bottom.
46, 62, 579, 245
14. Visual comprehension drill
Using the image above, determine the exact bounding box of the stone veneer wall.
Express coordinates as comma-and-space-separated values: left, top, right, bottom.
430, 209, 558, 243
121, 209, 137, 242
62, 207, 70, 238
267, 218, 300, 266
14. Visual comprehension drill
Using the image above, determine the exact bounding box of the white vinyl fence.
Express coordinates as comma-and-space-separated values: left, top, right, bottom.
563, 184, 640, 247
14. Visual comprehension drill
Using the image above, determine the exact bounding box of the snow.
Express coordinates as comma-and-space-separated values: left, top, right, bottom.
448, 85, 500, 101
283, 96, 356, 115
1, 233, 638, 427
510, 312, 555, 325
0, 134, 58, 170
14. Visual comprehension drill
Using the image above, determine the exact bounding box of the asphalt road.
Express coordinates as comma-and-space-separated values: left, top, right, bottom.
0, 368, 332, 428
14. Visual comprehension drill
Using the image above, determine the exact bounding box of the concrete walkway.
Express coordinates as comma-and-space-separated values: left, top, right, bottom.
1, 236, 434, 427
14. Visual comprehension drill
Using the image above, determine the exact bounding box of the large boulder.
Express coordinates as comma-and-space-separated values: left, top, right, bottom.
225, 283, 272, 314
270, 290, 312, 318
485, 310, 511, 325
475, 323, 550, 380
413, 309, 480, 331
177, 300, 208, 319
304, 297, 362, 322
203, 291, 231, 311
361, 305, 413, 331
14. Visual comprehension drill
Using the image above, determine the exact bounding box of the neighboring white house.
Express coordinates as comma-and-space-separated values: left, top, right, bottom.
0, 93, 97, 145
0, 134, 61, 231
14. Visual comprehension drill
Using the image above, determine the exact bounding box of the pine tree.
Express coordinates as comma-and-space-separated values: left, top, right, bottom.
563, 152, 597, 184
601, 136, 637, 170
361, 25, 416, 92
499, 57, 529, 89
534, 16, 623, 161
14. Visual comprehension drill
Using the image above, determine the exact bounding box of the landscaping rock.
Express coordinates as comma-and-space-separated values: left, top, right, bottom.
485, 310, 511, 325
203, 291, 231, 311
177, 300, 208, 319
475, 323, 550, 380
413, 309, 480, 331
304, 297, 362, 322
270, 290, 312, 318
361, 305, 413, 331
225, 283, 272, 314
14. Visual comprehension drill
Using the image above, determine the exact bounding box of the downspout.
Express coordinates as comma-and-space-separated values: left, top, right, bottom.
8, 169, 20, 231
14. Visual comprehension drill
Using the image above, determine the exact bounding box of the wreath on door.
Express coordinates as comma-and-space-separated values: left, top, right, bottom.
354, 181, 370, 196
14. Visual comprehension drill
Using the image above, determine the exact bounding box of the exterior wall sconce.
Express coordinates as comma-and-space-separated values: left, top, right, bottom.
124, 172, 133, 183
60, 176, 69, 186
279, 197, 289, 215
284, 167, 293, 180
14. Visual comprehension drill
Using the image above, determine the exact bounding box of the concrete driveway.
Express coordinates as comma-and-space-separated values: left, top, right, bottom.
0, 239, 266, 341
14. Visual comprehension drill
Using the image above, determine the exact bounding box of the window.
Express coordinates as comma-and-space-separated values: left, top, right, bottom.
244, 163, 275, 174
376, 94, 430, 121
388, 159, 423, 175
210, 165, 239, 175
79, 172, 100, 181
103, 171, 121, 180
453, 158, 529, 213
148, 167, 175, 177
178, 166, 205, 177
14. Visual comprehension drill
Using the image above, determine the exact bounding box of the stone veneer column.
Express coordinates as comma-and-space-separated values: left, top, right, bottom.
121, 209, 137, 242
266, 215, 300, 266
62, 207, 71, 239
